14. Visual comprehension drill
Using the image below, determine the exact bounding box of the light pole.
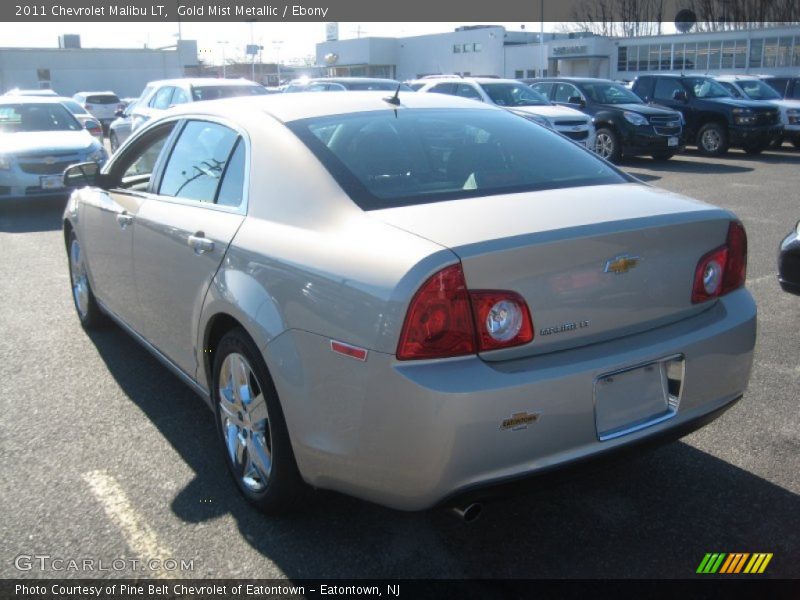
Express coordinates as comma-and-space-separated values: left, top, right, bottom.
540, 0, 546, 77
273, 40, 284, 85
217, 40, 229, 78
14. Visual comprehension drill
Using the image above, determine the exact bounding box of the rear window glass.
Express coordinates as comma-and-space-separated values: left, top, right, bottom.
0, 103, 82, 133
191, 85, 267, 101
86, 94, 120, 104
287, 108, 627, 210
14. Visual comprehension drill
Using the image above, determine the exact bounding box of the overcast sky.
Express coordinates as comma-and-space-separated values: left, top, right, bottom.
0, 22, 575, 64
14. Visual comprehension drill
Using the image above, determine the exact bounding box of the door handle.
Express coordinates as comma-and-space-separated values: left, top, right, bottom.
116, 212, 134, 228
188, 233, 215, 254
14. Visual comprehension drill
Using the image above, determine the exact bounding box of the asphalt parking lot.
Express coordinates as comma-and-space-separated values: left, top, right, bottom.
1, 147, 798, 580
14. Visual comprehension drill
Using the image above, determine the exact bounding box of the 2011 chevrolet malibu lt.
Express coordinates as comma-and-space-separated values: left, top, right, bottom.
62, 92, 756, 513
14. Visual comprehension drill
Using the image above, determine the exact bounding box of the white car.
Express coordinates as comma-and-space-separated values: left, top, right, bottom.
716, 75, 800, 148
417, 77, 596, 150
124, 78, 268, 144
72, 91, 121, 133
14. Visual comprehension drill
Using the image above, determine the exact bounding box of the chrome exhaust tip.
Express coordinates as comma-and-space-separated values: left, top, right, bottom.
449, 502, 483, 523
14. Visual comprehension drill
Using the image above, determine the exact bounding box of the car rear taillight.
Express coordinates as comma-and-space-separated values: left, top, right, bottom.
470, 291, 533, 351
692, 221, 747, 303
396, 263, 534, 360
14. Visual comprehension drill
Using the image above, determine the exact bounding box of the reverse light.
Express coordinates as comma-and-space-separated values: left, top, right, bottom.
692, 221, 747, 303
470, 292, 533, 351
397, 264, 534, 360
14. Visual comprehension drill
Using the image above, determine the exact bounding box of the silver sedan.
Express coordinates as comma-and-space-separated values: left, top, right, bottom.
63, 92, 756, 514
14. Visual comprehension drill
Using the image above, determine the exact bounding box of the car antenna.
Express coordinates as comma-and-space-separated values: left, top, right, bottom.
383, 83, 401, 106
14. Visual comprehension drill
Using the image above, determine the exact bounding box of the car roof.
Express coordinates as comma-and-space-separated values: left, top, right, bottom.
164, 90, 500, 123
0, 96, 69, 105
530, 77, 617, 84
74, 91, 117, 96
423, 77, 526, 85
313, 77, 402, 84
147, 78, 260, 88
714, 75, 759, 81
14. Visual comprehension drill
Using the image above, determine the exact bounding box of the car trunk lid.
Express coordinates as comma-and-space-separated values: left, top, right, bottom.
371, 183, 733, 360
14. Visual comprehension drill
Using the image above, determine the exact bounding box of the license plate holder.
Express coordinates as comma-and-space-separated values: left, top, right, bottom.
40, 175, 63, 190
668, 136, 679, 147
595, 357, 682, 441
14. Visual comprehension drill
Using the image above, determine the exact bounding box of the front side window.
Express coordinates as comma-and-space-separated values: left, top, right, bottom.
171, 88, 189, 105
553, 83, 581, 103
529, 82, 553, 97
429, 83, 458, 95
456, 84, 483, 101
150, 87, 174, 110
287, 108, 627, 210
737, 79, 781, 100
582, 83, 643, 104
158, 120, 239, 203
686, 77, 731, 99
113, 123, 176, 191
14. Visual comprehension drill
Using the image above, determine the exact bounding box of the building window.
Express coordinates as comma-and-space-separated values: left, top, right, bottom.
618, 46, 628, 71
515, 70, 524, 78
695, 42, 709, 71
749, 39, 763, 68
674, 44, 684, 70
763, 38, 778, 67
794, 37, 800, 66
36, 68, 50, 81
708, 41, 722, 70
734, 40, 746, 68
721, 41, 735, 69
473, 43, 482, 52
526, 69, 536, 78
778, 37, 793, 67
453, 44, 461, 54
684, 43, 696, 70
463, 44, 472, 53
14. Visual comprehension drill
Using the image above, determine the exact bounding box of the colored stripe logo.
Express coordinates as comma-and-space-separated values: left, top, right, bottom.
697, 553, 773, 574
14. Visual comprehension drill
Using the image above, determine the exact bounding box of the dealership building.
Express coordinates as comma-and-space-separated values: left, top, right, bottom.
0, 36, 198, 97
316, 24, 800, 81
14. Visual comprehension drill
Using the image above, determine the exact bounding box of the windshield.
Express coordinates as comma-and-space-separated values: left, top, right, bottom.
687, 78, 732, 99
0, 103, 82, 133
581, 82, 643, 104
192, 85, 268, 101
736, 79, 782, 100
288, 108, 626, 210
480, 83, 550, 106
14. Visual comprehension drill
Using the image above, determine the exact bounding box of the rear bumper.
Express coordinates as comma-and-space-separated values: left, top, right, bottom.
269, 289, 756, 511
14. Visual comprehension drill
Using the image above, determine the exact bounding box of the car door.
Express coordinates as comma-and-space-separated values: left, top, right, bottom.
132, 118, 247, 378
81, 121, 177, 332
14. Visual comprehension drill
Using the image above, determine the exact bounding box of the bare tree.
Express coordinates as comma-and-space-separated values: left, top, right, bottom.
570, 0, 665, 37
687, 0, 799, 31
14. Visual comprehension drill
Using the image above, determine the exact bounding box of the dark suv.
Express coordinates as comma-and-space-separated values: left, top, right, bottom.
632, 74, 782, 156
527, 77, 684, 162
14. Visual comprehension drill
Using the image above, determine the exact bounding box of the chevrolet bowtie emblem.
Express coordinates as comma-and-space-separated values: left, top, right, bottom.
604, 254, 641, 274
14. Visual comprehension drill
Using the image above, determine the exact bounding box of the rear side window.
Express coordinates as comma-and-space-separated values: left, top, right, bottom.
158, 120, 239, 203
216, 139, 246, 207
287, 108, 627, 210
529, 82, 553, 97
86, 94, 120, 104
429, 83, 458, 95
171, 88, 189, 105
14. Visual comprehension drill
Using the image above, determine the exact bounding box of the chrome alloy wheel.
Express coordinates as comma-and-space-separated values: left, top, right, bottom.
595, 131, 615, 159
69, 238, 90, 319
701, 128, 722, 153
218, 352, 272, 492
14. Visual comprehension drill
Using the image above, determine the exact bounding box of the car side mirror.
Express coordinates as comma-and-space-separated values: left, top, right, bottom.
568, 95, 585, 107
114, 108, 124, 117
672, 90, 688, 102
63, 162, 105, 188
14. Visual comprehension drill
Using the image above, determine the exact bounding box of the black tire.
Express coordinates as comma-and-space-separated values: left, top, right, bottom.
696, 122, 729, 156
594, 127, 622, 163
651, 151, 675, 161
67, 230, 106, 329
212, 328, 305, 513
109, 132, 119, 153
